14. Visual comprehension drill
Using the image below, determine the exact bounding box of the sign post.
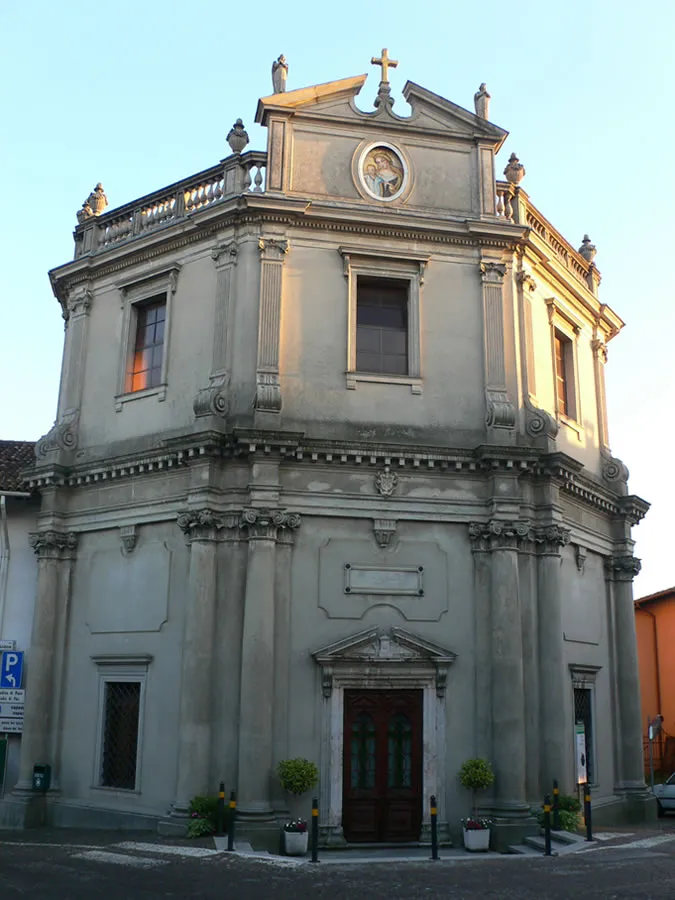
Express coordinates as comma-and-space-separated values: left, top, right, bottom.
0, 651, 24, 690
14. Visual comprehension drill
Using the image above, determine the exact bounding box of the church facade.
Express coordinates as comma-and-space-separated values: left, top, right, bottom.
1, 55, 654, 847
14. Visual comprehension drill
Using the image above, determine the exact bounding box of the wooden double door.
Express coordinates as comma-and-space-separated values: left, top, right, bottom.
342, 689, 423, 842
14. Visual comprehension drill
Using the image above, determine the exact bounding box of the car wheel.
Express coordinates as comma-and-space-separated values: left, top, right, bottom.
657, 801, 665, 818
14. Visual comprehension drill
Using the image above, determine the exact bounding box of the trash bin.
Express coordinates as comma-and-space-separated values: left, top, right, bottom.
32, 764, 51, 792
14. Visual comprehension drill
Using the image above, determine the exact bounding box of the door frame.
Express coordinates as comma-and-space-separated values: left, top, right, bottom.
312, 626, 456, 845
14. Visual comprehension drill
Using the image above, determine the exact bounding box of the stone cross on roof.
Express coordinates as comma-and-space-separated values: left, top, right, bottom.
371, 48, 398, 83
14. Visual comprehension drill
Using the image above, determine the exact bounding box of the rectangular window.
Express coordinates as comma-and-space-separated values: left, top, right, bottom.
100, 681, 141, 789
574, 686, 594, 783
126, 295, 166, 393
554, 329, 575, 419
356, 278, 409, 376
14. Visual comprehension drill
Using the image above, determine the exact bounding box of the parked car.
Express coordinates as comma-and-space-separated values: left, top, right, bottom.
653, 773, 675, 816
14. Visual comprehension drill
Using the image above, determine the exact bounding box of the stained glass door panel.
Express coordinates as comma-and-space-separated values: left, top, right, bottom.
342, 690, 422, 842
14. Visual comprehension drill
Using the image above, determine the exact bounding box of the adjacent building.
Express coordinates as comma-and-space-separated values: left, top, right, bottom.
0, 441, 38, 796
0, 55, 654, 847
635, 587, 675, 776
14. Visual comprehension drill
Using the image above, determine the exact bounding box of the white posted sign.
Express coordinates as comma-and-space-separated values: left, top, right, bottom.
0, 689, 24, 704
575, 723, 587, 784
0, 718, 23, 733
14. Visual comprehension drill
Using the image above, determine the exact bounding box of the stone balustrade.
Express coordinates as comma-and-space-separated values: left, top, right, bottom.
496, 180, 599, 293
74, 151, 267, 259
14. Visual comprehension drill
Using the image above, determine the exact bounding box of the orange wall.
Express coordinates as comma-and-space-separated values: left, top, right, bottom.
635, 594, 675, 738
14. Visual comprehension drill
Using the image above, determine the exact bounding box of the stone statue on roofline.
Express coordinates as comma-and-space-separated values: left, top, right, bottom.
474, 83, 490, 119
272, 55, 288, 93
76, 183, 108, 224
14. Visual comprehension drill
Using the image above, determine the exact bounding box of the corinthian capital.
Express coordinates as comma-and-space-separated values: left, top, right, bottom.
604, 555, 641, 582
468, 520, 533, 552
258, 237, 289, 261
177, 508, 234, 541
240, 508, 301, 541
534, 525, 571, 555
479, 261, 506, 284
29, 530, 78, 559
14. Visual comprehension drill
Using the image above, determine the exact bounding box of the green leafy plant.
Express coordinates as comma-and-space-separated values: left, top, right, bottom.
186, 794, 221, 839
276, 758, 319, 796
458, 758, 495, 821
534, 793, 581, 833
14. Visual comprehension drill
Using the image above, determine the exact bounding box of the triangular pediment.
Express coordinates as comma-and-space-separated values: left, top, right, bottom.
312, 626, 456, 666
255, 75, 368, 124
256, 75, 507, 149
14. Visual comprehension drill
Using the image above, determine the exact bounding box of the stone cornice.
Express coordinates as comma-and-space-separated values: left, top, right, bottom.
49, 196, 527, 303
23, 432, 645, 526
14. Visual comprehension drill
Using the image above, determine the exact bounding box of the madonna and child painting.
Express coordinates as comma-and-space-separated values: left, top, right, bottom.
361, 145, 405, 200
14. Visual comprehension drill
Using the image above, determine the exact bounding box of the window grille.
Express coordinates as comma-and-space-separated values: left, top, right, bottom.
574, 686, 594, 782
101, 681, 141, 789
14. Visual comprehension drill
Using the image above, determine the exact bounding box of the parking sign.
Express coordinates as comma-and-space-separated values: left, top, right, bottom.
0, 651, 24, 690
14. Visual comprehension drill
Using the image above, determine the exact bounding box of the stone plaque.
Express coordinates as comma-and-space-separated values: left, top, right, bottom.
344, 564, 423, 596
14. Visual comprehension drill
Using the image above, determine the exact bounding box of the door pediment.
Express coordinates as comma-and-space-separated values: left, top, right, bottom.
312, 626, 456, 698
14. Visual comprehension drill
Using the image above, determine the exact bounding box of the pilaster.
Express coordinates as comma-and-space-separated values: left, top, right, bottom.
605, 554, 648, 795
254, 237, 289, 414
170, 509, 236, 815
515, 268, 558, 446
535, 524, 573, 793
193, 242, 238, 418
237, 508, 300, 821
479, 261, 516, 439
469, 522, 530, 819
36, 285, 92, 458
12, 529, 77, 817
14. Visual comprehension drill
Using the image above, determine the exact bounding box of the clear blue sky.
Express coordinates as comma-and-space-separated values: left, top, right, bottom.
1, 0, 673, 596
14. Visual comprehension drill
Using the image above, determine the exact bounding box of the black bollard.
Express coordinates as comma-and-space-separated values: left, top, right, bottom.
430, 795, 439, 860
227, 790, 236, 852
584, 782, 592, 842
311, 797, 319, 863
543, 795, 552, 856
552, 779, 560, 831
217, 782, 225, 836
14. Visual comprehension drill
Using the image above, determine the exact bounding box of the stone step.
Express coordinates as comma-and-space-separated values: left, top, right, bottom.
523, 834, 569, 853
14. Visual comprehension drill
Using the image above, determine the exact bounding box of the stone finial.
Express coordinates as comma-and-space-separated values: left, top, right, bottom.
578, 234, 597, 263
77, 183, 108, 223
272, 54, 288, 93
76, 201, 94, 224
87, 183, 108, 215
503, 153, 526, 185
227, 118, 249, 154
474, 83, 491, 119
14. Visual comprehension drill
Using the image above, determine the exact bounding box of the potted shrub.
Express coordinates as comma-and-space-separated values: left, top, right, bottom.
458, 758, 495, 851
283, 818, 309, 855
276, 758, 318, 855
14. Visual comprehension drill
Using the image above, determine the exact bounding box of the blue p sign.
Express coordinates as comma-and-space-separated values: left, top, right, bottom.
0, 651, 24, 689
